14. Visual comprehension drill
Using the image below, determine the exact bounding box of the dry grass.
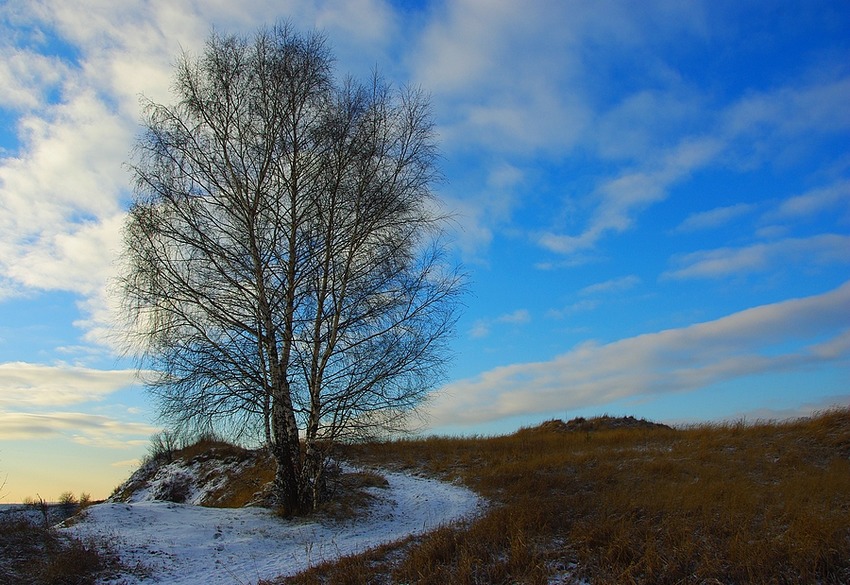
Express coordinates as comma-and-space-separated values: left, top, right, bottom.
0, 513, 123, 585
315, 468, 391, 521
279, 407, 850, 584
201, 449, 276, 508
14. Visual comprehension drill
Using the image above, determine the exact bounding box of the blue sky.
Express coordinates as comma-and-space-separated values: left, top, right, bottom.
1, 0, 849, 502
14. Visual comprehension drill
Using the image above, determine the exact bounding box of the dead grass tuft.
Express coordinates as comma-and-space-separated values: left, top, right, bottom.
317, 468, 390, 521
0, 513, 123, 585
174, 434, 251, 462
201, 449, 276, 508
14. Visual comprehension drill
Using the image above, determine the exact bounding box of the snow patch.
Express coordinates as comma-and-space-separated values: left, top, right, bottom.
61, 469, 484, 584
124, 458, 233, 505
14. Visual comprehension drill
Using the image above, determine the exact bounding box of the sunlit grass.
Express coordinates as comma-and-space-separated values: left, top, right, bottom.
281, 407, 850, 584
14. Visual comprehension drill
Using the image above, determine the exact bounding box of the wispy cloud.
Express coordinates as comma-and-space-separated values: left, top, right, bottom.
721, 77, 850, 147
410, 1, 719, 257
664, 234, 850, 280
496, 309, 531, 324
0, 411, 157, 446
537, 66, 850, 257
428, 281, 850, 427
547, 300, 599, 320
0, 362, 141, 408
442, 163, 526, 261
538, 137, 725, 254
769, 180, 850, 222
579, 275, 640, 296
469, 309, 531, 339
673, 203, 757, 233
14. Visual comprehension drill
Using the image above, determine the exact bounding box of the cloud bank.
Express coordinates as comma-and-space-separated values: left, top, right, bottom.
428, 281, 850, 427
0, 362, 151, 445
0, 362, 140, 408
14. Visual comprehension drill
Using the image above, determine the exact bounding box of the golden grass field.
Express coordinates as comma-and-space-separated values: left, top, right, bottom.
282, 407, 850, 584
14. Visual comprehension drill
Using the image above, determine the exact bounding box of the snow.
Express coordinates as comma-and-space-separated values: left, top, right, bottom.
60, 469, 484, 584
122, 457, 250, 506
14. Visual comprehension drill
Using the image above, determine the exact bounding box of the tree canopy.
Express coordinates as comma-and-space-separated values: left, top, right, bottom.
120, 22, 463, 512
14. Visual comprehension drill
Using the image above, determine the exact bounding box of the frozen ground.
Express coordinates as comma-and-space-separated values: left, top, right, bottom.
60, 469, 484, 584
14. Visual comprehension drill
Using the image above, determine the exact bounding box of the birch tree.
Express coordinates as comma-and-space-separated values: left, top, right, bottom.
120, 23, 462, 513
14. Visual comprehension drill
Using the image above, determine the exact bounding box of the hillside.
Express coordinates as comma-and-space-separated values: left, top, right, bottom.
109, 438, 276, 508
4, 409, 849, 584
312, 408, 850, 584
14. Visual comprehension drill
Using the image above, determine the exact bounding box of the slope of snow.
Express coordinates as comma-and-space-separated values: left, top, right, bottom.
61, 469, 484, 584
120, 456, 252, 506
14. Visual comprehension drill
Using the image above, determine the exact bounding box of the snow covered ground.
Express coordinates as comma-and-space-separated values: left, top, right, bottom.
60, 470, 484, 584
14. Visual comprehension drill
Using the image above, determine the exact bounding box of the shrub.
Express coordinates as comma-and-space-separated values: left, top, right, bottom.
23, 495, 51, 528
0, 514, 120, 584
58, 491, 77, 506
147, 429, 182, 463
154, 472, 193, 503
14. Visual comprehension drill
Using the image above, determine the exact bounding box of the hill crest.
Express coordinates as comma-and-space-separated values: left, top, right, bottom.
520, 415, 672, 434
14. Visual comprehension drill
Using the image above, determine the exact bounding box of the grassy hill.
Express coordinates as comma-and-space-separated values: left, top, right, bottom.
289, 408, 850, 584
3, 408, 849, 584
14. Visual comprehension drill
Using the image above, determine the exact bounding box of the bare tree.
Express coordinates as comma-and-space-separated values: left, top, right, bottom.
120, 23, 463, 513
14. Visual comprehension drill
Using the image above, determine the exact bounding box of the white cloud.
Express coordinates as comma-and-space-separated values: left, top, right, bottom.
0, 411, 157, 445
673, 203, 757, 233
0, 0, 406, 347
427, 281, 850, 427
0, 362, 141, 408
539, 136, 724, 254
770, 180, 850, 222
579, 275, 640, 296
664, 234, 850, 280
0, 49, 69, 111
468, 308, 531, 339
0, 86, 134, 312
8, 213, 126, 296
411, 0, 595, 155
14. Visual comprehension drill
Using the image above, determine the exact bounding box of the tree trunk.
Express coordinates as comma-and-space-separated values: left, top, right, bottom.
301, 442, 326, 510
271, 382, 304, 515
263, 394, 272, 448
